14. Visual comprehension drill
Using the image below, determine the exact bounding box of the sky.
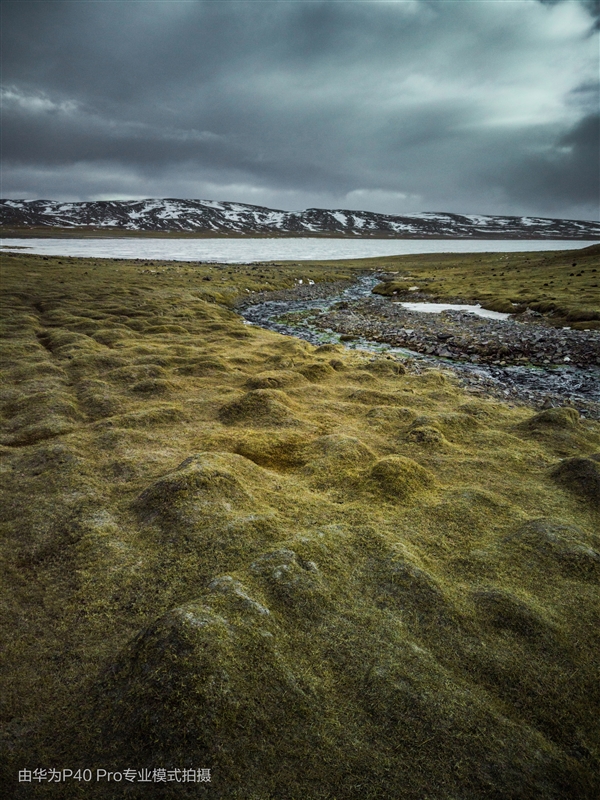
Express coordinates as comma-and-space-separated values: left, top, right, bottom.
1, 0, 599, 220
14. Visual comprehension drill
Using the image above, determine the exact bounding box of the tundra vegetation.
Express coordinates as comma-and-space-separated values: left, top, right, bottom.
370, 245, 600, 330
1, 248, 599, 799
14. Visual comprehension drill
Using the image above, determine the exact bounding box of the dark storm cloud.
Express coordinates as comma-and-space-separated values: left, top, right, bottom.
503, 113, 600, 212
1, 0, 598, 219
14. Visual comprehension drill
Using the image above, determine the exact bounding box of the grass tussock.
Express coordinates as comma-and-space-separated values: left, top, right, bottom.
1, 250, 599, 799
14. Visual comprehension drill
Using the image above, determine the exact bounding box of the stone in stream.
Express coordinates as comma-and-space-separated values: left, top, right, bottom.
238, 277, 600, 418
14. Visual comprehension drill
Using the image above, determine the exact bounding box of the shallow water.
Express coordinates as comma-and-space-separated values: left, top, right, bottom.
1, 236, 597, 262
240, 276, 600, 413
399, 302, 510, 320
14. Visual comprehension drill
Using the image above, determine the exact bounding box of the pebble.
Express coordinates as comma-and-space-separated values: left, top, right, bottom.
317, 296, 599, 371
238, 275, 600, 418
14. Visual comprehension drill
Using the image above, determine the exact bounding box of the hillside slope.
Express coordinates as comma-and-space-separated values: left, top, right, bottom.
2, 198, 599, 238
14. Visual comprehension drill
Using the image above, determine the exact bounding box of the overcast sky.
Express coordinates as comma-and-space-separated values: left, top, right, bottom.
1, 0, 599, 220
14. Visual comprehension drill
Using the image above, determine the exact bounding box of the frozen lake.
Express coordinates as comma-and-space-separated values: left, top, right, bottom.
1, 237, 596, 263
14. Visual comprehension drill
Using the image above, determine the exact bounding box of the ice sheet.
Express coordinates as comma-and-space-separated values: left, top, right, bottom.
0, 237, 596, 263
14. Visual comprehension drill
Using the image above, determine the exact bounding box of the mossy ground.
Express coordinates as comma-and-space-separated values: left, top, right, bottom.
370, 243, 600, 329
1, 250, 600, 799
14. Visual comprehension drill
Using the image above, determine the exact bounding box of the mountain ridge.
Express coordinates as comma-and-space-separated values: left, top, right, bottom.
2, 198, 599, 239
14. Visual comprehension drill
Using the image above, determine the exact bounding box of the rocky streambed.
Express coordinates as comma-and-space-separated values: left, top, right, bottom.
238, 275, 600, 418
319, 295, 599, 368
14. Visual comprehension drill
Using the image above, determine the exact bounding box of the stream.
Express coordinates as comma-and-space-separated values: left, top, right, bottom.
238, 275, 600, 418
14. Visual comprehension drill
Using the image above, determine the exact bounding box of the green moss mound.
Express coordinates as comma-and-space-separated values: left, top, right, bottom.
144, 323, 190, 334
305, 433, 375, 466
501, 518, 600, 581
347, 388, 406, 405
407, 424, 447, 445
93, 596, 311, 762
551, 457, 600, 504
92, 403, 185, 429
134, 452, 266, 525
370, 455, 435, 500
130, 378, 174, 395
0, 387, 82, 445
365, 405, 416, 430
298, 362, 336, 382
245, 369, 309, 390
516, 406, 599, 457
372, 555, 453, 630
523, 406, 580, 429
359, 358, 406, 377
219, 389, 301, 427
107, 363, 169, 383
234, 431, 310, 470
77, 379, 125, 419
472, 587, 553, 641
250, 548, 328, 621
173, 356, 228, 376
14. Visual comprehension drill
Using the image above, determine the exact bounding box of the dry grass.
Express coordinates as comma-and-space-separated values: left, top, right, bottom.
1, 250, 599, 799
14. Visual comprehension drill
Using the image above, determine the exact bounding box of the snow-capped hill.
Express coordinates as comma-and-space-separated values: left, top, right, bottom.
1, 198, 599, 239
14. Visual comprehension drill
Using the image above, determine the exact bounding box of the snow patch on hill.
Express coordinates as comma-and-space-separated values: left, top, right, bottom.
2, 198, 599, 240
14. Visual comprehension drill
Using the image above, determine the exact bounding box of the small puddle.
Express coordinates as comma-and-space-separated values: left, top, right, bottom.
399, 302, 510, 320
